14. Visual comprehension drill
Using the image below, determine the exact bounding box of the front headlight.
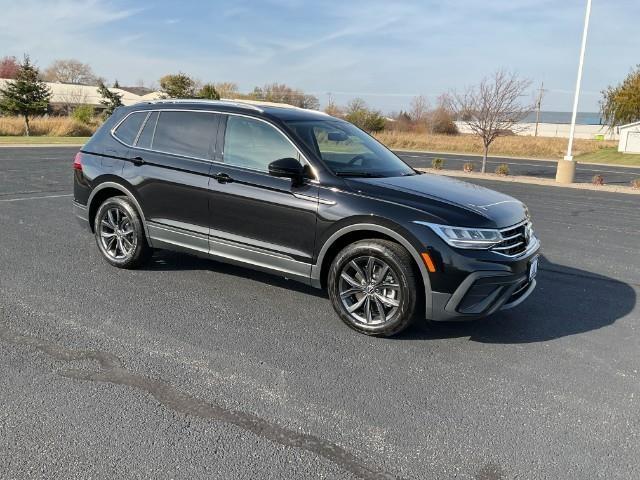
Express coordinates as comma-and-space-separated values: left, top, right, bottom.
414, 221, 503, 249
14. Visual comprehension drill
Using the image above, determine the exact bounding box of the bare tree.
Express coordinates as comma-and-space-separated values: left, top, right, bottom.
215, 81, 239, 98
409, 95, 430, 125
324, 101, 342, 117
250, 83, 319, 109
43, 59, 99, 85
57, 85, 89, 115
0, 56, 20, 79
450, 71, 532, 172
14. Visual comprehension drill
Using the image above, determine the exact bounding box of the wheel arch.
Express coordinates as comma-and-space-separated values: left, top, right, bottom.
87, 181, 150, 239
311, 223, 432, 315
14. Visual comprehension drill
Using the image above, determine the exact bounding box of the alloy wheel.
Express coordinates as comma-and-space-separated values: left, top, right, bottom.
338, 255, 401, 326
99, 207, 136, 260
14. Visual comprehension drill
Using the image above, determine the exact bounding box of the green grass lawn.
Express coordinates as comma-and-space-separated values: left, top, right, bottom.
575, 147, 640, 167
0, 136, 90, 145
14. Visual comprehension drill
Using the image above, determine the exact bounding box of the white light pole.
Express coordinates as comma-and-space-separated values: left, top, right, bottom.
556, 0, 592, 183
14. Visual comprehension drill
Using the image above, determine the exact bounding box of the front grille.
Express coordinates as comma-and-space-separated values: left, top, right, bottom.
492, 221, 530, 257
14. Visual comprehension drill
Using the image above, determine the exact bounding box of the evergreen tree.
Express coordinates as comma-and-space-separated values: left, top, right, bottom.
159, 73, 196, 98
197, 83, 220, 100
97, 81, 123, 118
0, 55, 51, 136
113, 79, 120, 88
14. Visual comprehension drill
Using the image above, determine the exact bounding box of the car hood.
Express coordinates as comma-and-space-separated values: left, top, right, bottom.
345, 173, 529, 228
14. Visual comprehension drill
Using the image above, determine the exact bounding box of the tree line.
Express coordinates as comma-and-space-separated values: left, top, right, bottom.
1, 54, 639, 168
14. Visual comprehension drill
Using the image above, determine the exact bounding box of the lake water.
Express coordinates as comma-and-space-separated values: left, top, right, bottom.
523, 111, 603, 125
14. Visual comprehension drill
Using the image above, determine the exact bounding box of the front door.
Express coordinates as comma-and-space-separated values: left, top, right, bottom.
206, 114, 319, 282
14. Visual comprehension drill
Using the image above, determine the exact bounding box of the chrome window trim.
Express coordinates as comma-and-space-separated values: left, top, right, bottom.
111, 111, 148, 148
109, 108, 318, 181
132, 111, 152, 147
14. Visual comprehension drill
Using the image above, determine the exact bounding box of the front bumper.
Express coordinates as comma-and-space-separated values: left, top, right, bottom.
427, 238, 540, 322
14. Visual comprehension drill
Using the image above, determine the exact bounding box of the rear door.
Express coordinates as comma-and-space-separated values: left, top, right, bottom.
206, 114, 319, 281
121, 109, 220, 253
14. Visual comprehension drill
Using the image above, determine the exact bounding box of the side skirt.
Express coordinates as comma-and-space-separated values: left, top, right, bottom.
147, 222, 312, 285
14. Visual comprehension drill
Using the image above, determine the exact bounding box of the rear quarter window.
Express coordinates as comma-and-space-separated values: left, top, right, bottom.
152, 111, 218, 159
113, 112, 147, 145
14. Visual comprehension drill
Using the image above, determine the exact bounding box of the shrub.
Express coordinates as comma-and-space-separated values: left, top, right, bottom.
345, 109, 386, 132
428, 107, 458, 135
495, 163, 510, 176
632, 178, 640, 189
432, 158, 444, 170
344, 98, 386, 132
71, 105, 95, 124
463, 162, 474, 172
592, 175, 605, 186
198, 83, 220, 100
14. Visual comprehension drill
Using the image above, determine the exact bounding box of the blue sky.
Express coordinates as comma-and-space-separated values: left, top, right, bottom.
1, 0, 638, 112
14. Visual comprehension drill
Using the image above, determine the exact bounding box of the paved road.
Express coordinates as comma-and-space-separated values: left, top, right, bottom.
1, 147, 639, 479
396, 150, 640, 185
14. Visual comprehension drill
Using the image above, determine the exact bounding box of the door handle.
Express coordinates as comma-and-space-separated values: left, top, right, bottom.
130, 156, 145, 166
213, 172, 233, 184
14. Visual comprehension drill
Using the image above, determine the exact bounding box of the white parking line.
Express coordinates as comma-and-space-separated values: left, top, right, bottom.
0, 193, 72, 203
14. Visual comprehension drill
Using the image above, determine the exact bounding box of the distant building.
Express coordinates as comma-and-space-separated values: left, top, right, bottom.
618, 121, 640, 154
0, 79, 162, 113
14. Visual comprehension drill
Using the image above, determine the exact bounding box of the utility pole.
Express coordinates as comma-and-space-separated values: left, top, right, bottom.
326, 92, 334, 107
534, 82, 545, 137
556, 0, 592, 184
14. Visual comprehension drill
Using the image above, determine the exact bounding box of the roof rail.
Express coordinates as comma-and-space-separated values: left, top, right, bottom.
140, 99, 264, 112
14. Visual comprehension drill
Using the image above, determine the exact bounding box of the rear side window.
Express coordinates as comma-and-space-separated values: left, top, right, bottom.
223, 116, 298, 172
152, 111, 218, 159
135, 111, 158, 149
113, 112, 147, 145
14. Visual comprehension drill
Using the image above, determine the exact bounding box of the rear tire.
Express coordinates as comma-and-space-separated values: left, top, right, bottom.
94, 196, 151, 269
327, 239, 419, 337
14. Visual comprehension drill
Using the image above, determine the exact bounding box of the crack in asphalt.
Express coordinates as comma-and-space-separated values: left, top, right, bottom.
0, 325, 404, 480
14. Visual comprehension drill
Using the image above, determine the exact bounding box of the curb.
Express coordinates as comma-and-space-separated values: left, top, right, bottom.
417, 168, 640, 195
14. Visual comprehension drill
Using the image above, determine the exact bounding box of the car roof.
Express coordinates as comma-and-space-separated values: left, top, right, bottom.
129, 99, 333, 122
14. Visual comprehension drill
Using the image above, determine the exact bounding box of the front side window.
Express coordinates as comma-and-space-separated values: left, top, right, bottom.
223, 116, 298, 172
152, 111, 218, 159
113, 112, 147, 145
286, 119, 414, 178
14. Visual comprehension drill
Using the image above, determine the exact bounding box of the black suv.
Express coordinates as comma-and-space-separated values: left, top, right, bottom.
73, 100, 540, 336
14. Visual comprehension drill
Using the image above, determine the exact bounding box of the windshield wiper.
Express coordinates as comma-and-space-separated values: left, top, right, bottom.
334, 171, 385, 178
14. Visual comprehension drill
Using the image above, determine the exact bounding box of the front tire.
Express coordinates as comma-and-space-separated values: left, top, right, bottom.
94, 196, 151, 269
327, 239, 419, 336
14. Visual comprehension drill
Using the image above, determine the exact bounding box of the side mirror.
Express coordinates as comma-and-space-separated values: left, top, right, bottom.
268, 157, 305, 183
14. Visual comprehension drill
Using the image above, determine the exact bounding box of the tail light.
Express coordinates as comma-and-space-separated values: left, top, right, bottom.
73, 152, 83, 171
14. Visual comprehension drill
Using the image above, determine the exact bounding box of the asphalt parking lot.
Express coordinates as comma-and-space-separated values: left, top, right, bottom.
1, 147, 639, 479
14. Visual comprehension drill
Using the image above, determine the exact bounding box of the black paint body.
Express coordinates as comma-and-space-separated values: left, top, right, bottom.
74, 101, 540, 322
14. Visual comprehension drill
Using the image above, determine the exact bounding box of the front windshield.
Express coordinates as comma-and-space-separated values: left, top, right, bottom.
286, 119, 415, 178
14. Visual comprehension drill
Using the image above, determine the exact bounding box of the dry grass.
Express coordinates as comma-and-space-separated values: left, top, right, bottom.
0, 116, 99, 137
374, 131, 617, 160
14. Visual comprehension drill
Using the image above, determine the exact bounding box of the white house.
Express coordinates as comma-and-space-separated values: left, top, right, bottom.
618, 121, 640, 154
